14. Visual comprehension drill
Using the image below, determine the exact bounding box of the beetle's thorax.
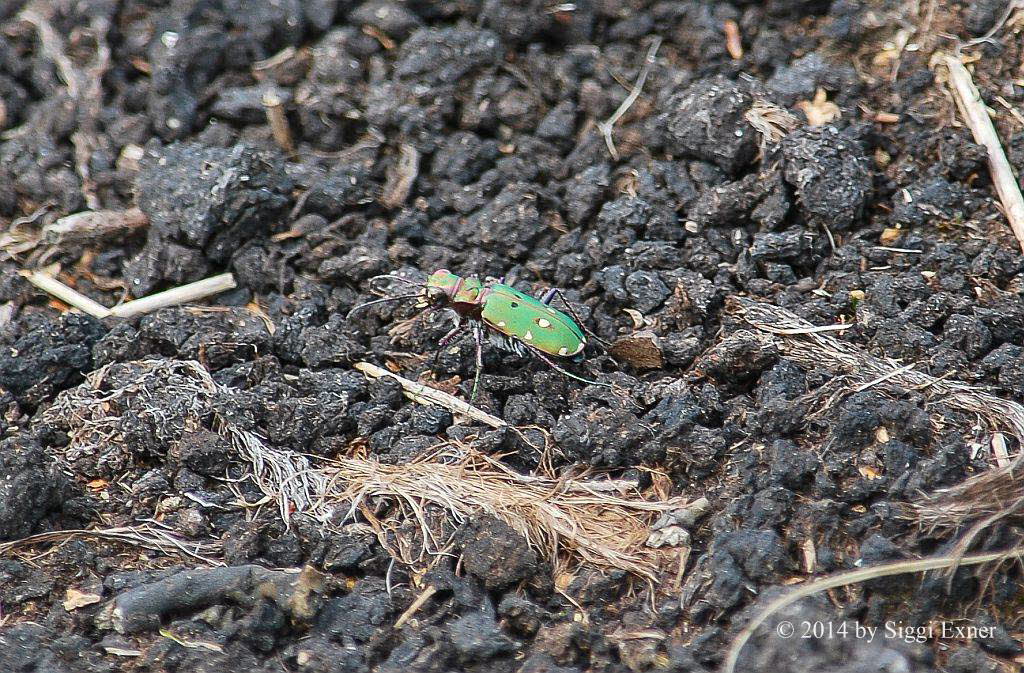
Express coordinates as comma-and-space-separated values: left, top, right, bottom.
426, 270, 485, 309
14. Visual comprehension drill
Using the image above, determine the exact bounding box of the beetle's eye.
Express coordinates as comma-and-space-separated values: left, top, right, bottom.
427, 287, 447, 305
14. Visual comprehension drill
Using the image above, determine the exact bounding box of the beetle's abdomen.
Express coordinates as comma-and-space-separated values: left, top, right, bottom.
480, 285, 586, 357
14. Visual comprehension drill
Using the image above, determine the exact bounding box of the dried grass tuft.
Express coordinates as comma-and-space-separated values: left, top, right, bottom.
0, 523, 222, 566
324, 444, 687, 581
745, 99, 799, 154
45, 359, 687, 581
46, 359, 337, 524
730, 298, 1024, 542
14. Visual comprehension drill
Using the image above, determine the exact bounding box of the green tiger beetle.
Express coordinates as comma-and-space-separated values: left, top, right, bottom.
348, 269, 609, 400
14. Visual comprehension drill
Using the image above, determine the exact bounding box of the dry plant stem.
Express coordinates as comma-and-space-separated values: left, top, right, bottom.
393, 584, 438, 629
944, 55, 1024, 252
598, 36, 662, 160
20, 270, 112, 318
262, 90, 296, 158
21, 270, 237, 318
722, 546, 1024, 673
110, 273, 237, 317
353, 361, 507, 428
41, 208, 148, 246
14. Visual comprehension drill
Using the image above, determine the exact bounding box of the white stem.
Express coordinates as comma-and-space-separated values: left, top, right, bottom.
945, 55, 1024, 252
20, 271, 111, 318
110, 273, 237, 318
354, 361, 507, 429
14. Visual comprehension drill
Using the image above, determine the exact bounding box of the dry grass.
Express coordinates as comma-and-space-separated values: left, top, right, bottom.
731, 297, 1024, 450
730, 298, 1024, 546
0, 523, 223, 566
45, 359, 688, 582
324, 444, 687, 581
744, 99, 799, 154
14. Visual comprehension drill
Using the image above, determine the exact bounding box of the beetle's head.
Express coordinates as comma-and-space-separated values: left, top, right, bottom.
423, 269, 460, 305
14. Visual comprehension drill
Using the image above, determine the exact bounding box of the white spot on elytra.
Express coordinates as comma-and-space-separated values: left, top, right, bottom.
558, 346, 568, 356
537, 318, 551, 328
524, 330, 534, 341
497, 321, 506, 328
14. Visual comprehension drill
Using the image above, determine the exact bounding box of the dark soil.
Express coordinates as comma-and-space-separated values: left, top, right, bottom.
3, 1, 1024, 672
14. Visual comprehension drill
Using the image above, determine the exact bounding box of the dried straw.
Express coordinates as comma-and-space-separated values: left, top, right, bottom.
731, 298, 1024, 447
324, 444, 687, 581
45, 359, 688, 581
0, 523, 222, 566
45, 359, 332, 525
730, 297, 1024, 540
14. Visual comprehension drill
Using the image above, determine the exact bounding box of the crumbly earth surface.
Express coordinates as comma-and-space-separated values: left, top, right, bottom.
2, 1, 1024, 672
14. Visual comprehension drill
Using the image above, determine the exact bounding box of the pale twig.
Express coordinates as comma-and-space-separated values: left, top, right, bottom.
597, 37, 662, 160
852, 362, 918, 392
354, 361, 507, 428
393, 584, 437, 629
873, 246, 923, 254
41, 208, 148, 246
110, 273, 237, 317
253, 46, 298, 72
943, 55, 1024, 252
756, 323, 853, 336
22, 270, 237, 319
722, 546, 1024, 673
262, 89, 296, 159
20, 270, 112, 318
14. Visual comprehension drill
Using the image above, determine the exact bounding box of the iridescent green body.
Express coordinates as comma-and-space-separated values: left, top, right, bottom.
425, 270, 586, 358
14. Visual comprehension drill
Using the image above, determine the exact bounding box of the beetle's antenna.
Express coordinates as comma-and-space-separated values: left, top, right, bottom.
528, 346, 612, 388
367, 274, 425, 295
346, 294, 423, 319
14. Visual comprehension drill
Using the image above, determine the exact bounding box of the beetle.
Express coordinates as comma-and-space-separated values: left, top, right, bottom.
348, 269, 607, 400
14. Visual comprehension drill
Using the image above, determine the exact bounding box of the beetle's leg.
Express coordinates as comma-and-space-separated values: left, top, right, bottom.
470, 323, 485, 402
538, 287, 557, 304
431, 317, 465, 371
528, 346, 612, 388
